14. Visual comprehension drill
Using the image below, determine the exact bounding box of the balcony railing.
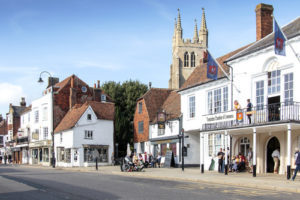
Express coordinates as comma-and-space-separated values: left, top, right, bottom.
202, 102, 300, 131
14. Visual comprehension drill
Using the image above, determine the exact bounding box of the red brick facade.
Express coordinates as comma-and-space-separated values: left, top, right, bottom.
52, 75, 110, 129
133, 99, 149, 143
255, 3, 273, 41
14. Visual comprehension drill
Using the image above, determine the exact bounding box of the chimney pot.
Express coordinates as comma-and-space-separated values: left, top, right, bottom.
20, 97, 26, 107
94, 83, 96, 88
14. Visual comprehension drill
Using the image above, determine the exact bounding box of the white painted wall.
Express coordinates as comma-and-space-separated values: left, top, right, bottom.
54, 106, 114, 167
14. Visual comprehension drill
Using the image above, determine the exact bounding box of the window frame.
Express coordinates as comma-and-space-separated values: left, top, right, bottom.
189, 96, 196, 118
191, 52, 195, 67
84, 130, 93, 139
138, 121, 144, 134
184, 52, 189, 67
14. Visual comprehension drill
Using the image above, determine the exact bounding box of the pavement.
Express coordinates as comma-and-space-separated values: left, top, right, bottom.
16, 164, 300, 194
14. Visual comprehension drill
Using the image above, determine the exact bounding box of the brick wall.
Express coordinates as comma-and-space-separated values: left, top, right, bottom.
255, 3, 273, 41
53, 78, 95, 129
133, 99, 149, 143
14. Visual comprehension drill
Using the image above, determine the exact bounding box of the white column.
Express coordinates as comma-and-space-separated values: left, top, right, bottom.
200, 132, 205, 173
287, 124, 291, 179
253, 127, 257, 177
225, 131, 228, 175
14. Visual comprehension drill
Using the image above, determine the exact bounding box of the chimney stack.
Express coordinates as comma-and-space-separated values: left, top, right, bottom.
0, 114, 3, 122
255, 3, 274, 41
149, 82, 152, 89
97, 80, 100, 88
94, 83, 96, 88
20, 97, 26, 107
48, 77, 59, 88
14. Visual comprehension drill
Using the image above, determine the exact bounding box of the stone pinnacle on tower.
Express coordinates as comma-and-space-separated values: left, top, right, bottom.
200, 8, 207, 31
177, 8, 182, 30
199, 7, 208, 47
193, 19, 199, 43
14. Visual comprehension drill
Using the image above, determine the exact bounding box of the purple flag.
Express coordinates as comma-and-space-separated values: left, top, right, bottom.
207, 51, 218, 80
274, 20, 286, 56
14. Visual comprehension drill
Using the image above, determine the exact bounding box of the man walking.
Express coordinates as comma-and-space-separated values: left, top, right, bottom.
292, 148, 300, 181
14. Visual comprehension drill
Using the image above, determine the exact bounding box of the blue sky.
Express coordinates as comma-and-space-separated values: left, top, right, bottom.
0, 0, 300, 115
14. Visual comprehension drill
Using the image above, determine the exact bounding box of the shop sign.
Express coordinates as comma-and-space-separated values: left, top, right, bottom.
205, 111, 236, 123
32, 132, 39, 140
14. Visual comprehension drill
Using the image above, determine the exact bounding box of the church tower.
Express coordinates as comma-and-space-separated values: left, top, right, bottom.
169, 8, 208, 89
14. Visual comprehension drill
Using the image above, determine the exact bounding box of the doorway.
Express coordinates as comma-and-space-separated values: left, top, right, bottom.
266, 137, 280, 173
268, 96, 280, 121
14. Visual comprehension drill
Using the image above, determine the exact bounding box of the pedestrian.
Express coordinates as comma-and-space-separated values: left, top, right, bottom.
157, 153, 161, 168
217, 148, 224, 173
272, 148, 280, 174
0, 156, 2, 164
8, 154, 12, 164
246, 99, 253, 124
111, 152, 115, 166
143, 152, 149, 167
4, 154, 7, 165
292, 148, 300, 181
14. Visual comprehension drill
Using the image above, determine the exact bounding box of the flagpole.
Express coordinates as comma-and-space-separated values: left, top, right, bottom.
274, 17, 300, 64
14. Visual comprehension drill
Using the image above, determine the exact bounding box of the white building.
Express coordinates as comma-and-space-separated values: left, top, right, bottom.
54, 101, 115, 167
28, 88, 54, 166
179, 3, 300, 178
148, 91, 182, 166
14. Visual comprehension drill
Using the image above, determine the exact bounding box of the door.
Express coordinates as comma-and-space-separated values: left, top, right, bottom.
266, 137, 280, 173
268, 96, 280, 121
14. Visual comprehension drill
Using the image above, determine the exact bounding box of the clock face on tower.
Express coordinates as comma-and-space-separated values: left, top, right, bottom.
81, 86, 87, 93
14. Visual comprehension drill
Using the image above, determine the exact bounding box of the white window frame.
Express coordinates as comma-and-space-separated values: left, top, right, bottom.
43, 127, 48, 140
268, 70, 281, 95
207, 86, 228, 114
284, 72, 293, 105
256, 80, 264, 110
84, 130, 93, 139
188, 96, 195, 118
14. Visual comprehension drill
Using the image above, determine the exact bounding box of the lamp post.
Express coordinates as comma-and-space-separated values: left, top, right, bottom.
38, 71, 55, 168
115, 143, 119, 160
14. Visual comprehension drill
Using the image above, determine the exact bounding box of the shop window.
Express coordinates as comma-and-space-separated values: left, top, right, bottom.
43, 148, 49, 162
65, 149, 71, 163
57, 147, 65, 162
84, 146, 108, 163
240, 137, 250, 156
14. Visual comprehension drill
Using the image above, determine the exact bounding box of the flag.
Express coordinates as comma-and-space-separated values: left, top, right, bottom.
207, 51, 218, 80
274, 20, 286, 56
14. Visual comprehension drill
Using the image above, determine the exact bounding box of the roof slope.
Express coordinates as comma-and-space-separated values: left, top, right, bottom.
179, 44, 251, 91
140, 88, 173, 122
54, 74, 89, 92
152, 91, 181, 124
227, 17, 300, 61
12, 106, 27, 117
54, 101, 115, 133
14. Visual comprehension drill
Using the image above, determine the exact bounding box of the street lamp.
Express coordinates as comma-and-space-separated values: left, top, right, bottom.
38, 71, 55, 168
115, 143, 119, 160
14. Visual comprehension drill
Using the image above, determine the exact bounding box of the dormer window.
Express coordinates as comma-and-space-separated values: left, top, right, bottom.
101, 94, 106, 102
87, 114, 92, 120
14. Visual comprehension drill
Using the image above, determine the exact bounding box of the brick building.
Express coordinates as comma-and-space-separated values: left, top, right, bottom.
5, 98, 27, 162
28, 74, 112, 166
133, 88, 172, 153
0, 114, 7, 161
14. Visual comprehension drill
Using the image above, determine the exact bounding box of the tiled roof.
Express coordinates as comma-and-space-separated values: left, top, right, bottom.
12, 106, 27, 117
151, 91, 181, 124
54, 101, 115, 133
20, 105, 32, 115
55, 74, 89, 92
140, 88, 173, 122
179, 44, 251, 92
227, 17, 300, 61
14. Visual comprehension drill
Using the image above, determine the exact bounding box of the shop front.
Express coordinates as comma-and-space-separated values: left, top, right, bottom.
29, 140, 52, 166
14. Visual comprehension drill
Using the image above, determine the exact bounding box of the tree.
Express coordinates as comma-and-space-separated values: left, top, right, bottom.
101, 80, 148, 157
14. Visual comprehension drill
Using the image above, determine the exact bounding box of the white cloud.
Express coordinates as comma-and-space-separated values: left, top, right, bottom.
0, 83, 26, 104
